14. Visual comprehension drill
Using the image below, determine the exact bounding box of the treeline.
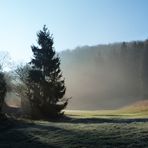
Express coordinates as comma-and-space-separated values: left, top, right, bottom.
60, 40, 148, 109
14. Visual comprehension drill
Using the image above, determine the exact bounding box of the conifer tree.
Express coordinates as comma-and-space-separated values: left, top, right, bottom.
28, 25, 68, 119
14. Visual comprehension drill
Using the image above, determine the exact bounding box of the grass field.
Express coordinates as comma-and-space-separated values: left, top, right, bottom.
1, 103, 148, 148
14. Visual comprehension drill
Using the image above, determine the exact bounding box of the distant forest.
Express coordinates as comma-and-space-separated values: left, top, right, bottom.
60, 40, 148, 110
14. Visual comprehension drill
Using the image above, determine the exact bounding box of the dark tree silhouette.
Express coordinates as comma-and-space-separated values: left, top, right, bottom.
28, 25, 68, 119
0, 72, 7, 113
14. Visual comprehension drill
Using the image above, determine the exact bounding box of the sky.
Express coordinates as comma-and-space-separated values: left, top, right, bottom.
0, 0, 148, 62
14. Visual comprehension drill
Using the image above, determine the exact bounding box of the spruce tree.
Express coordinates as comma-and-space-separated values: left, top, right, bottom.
28, 25, 68, 119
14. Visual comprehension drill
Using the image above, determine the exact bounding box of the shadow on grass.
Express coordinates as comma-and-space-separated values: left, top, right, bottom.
1, 117, 148, 148
0, 119, 60, 148
20, 118, 148, 148
59, 116, 148, 124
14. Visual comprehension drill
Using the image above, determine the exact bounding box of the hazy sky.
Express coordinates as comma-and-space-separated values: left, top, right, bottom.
0, 0, 148, 61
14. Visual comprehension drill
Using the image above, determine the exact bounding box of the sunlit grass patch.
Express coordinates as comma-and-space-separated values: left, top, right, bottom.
65, 100, 148, 119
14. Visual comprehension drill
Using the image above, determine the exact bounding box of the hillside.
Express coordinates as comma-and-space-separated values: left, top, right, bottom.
59, 40, 148, 110
119, 100, 148, 114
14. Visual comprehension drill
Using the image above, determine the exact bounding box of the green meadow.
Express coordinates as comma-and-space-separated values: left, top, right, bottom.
1, 104, 148, 148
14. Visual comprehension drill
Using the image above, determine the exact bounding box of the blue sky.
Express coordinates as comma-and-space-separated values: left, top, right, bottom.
0, 0, 148, 61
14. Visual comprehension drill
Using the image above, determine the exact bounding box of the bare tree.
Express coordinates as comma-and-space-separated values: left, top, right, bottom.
14, 64, 31, 115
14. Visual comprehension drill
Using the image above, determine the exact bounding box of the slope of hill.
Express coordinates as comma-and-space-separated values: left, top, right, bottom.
59, 40, 148, 110
120, 100, 148, 114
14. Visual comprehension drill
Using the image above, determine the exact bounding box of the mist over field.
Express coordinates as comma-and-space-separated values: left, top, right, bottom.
60, 40, 148, 110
